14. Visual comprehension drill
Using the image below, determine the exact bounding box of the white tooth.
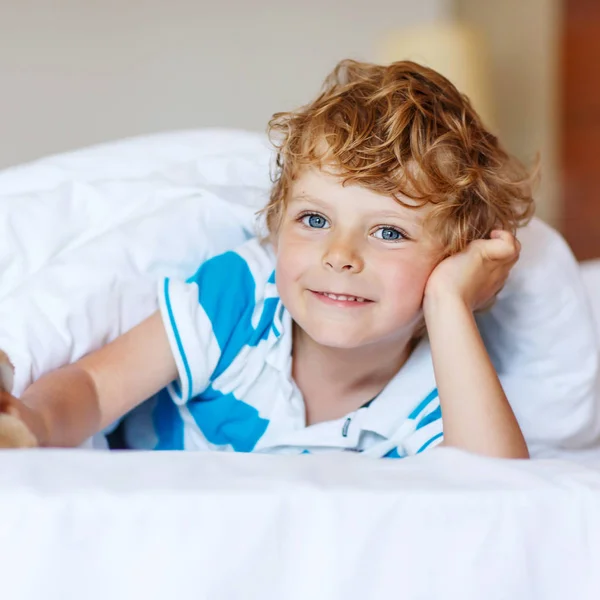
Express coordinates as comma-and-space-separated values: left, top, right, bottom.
321, 292, 368, 302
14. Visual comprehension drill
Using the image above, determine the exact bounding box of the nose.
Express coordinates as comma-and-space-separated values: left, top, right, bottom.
322, 235, 364, 274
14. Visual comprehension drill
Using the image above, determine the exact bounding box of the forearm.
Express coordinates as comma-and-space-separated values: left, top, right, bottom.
10, 312, 176, 448
423, 292, 529, 459
20, 365, 102, 447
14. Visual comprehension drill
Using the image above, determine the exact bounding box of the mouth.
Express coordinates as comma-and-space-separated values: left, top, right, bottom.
310, 290, 374, 304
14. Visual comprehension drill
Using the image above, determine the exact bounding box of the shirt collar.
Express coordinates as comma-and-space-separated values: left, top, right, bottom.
358, 337, 437, 440
265, 306, 437, 441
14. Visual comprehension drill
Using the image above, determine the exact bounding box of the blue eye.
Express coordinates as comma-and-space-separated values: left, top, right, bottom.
374, 227, 404, 241
301, 214, 329, 229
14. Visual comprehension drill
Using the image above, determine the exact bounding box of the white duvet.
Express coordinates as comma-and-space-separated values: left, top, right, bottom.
2, 448, 600, 600
2, 130, 600, 599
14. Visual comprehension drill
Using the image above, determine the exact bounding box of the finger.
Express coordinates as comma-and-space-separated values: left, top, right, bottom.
0, 393, 19, 417
490, 230, 519, 250
0, 413, 38, 448
490, 229, 514, 241
471, 237, 518, 262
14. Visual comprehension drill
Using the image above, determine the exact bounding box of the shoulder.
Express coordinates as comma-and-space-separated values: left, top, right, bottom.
188, 237, 276, 296
159, 238, 283, 399
189, 238, 282, 378
185, 238, 277, 328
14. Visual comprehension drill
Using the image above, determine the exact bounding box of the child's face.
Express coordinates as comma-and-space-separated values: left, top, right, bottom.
274, 168, 442, 350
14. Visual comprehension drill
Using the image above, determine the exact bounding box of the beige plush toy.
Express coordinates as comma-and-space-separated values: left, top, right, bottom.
0, 350, 38, 448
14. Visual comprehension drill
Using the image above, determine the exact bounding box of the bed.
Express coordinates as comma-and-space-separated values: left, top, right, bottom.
1, 130, 600, 600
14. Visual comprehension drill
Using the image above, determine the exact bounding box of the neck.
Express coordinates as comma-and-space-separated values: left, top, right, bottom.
292, 323, 415, 423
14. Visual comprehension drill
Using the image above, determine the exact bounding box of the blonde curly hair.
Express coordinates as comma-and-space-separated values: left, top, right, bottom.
264, 59, 536, 255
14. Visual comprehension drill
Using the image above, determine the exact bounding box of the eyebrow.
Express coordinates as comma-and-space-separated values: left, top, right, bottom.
371, 210, 420, 221
289, 194, 422, 223
289, 194, 325, 206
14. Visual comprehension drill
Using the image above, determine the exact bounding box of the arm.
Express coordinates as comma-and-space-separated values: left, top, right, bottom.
1, 311, 177, 447
423, 231, 529, 459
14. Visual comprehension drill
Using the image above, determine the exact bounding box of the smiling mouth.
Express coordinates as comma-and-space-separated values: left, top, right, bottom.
312, 291, 373, 303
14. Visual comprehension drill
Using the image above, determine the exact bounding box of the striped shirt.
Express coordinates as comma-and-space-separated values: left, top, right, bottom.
123, 238, 443, 457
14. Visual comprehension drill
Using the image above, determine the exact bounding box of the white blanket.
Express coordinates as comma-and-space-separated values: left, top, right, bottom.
2, 448, 600, 600
0, 129, 270, 394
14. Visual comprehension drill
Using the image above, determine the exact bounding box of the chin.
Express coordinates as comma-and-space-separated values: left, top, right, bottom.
300, 322, 373, 349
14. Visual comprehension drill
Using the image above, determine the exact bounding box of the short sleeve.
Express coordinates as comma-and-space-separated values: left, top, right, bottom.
158, 241, 277, 404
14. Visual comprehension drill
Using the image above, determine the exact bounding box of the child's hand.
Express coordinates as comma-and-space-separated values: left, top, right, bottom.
0, 392, 41, 448
422, 230, 529, 459
0, 349, 39, 448
424, 230, 520, 311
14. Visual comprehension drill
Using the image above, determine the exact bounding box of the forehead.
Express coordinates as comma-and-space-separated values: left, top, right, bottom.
289, 167, 430, 219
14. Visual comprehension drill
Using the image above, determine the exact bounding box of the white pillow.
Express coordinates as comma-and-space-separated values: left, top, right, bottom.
0, 129, 598, 457
0, 129, 272, 396
581, 260, 600, 341
477, 220, 600, 457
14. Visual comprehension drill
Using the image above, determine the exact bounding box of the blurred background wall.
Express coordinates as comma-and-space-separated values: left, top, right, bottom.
1, 0, 597, 254
455, 0, 561, 228
0, 0, 451, 167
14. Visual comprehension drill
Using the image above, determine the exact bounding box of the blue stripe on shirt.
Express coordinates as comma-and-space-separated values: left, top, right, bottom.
416, 405, 442, 430
164, 278, 193, 400
187, 384, 269, 452
417, 432, 444, 453
384, 447, 404, 459
189, 252, 278, 382
408, 388, 439, 420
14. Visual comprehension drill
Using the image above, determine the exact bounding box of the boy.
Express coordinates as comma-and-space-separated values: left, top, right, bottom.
0, 60, 533, 458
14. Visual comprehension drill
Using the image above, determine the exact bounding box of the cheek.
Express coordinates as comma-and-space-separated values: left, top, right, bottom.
275, 237, 311, 298
275, 228, 318, 277
381, 255, 436, 305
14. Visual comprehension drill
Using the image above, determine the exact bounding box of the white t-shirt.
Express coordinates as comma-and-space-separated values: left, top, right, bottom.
123, 238, 443, 457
